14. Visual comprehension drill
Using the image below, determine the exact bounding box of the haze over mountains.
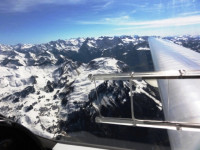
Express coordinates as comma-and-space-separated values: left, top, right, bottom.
0, 35, 199, 147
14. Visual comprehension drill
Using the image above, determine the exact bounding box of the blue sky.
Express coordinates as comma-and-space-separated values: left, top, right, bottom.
0, 0, 200, 44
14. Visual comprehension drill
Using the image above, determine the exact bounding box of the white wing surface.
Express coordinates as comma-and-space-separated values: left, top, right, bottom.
149, 37, 200, 150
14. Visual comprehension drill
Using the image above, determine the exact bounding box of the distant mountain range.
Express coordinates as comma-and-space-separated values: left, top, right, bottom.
0, 36, 153, 71
0, 35, 199, 148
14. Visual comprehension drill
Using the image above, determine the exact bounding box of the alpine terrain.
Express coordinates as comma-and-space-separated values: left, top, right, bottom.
1, 35, 198, 148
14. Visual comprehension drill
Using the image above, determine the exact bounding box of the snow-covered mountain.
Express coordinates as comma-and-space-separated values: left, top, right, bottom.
0, 56, 132, 138
164, 35, 200, 53
0, 35, 174, 146
0, 36, 153, 71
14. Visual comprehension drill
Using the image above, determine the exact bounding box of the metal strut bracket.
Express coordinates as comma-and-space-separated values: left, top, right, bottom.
89, 70, 200, 132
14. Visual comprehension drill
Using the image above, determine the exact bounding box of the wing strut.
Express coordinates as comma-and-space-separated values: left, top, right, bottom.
89, 70, 200, 132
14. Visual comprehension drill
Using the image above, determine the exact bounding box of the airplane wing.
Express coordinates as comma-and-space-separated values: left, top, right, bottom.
148, 37, 200, 150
